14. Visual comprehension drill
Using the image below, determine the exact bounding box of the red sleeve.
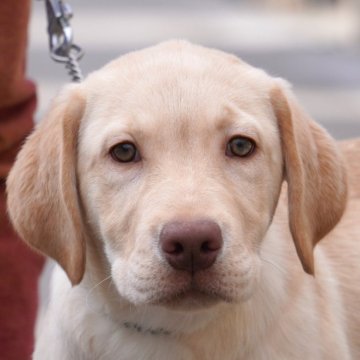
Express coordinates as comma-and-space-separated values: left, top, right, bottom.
0, 0, 37, 179
0, 2, 44, 359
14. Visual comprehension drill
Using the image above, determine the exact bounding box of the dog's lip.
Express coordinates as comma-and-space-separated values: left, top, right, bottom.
154, 284, 227, 309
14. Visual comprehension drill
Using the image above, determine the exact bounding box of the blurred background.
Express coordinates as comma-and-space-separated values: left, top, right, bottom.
28, 0, 360, 139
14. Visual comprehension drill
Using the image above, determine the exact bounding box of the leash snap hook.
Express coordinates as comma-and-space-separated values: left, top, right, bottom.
41, 0, 84, 82
45, 0, 74, 61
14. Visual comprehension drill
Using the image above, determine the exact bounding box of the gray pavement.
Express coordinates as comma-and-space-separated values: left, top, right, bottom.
28, 0, 360, 139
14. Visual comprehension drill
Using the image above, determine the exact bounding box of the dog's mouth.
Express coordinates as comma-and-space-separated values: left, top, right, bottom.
154, 283, 229, 310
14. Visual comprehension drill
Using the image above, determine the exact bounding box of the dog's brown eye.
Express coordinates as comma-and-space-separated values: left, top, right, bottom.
110, 142, 140, 163
226, 136, 255, 157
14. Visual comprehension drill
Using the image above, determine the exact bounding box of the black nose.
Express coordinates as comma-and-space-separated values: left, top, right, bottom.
160, 220, 223, 273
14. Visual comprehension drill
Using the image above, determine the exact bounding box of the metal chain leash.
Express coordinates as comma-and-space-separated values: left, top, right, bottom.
40, 0, 84, 82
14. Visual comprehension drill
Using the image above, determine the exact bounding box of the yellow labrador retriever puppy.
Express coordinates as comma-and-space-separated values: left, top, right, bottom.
6, 41, 360, 360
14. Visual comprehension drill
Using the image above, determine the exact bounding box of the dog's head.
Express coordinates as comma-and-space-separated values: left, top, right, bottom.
7, 41, 347, 308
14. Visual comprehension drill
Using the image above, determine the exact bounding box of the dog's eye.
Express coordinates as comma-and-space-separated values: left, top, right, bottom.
226, 136, 255, 157
110, 142, 140, 163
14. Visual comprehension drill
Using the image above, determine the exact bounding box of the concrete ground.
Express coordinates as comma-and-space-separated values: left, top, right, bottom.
28, 0, 360, 139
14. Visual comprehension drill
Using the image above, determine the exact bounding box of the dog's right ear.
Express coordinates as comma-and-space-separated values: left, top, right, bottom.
6, 86, 86, 285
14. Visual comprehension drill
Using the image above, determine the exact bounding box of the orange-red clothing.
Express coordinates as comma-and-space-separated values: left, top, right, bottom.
0, 1, 45, 359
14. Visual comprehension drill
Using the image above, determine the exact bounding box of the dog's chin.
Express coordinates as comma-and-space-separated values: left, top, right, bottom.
152, 288, 228, 311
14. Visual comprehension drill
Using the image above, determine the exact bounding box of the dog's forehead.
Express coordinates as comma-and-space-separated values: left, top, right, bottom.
85, 41, 273, 104
81, 41, 277, 141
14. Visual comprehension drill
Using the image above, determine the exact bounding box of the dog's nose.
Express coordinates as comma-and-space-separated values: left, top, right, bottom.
160, 220, 223, 273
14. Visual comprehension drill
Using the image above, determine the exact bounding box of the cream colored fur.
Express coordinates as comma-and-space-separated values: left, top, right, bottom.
6, 41, 360, 359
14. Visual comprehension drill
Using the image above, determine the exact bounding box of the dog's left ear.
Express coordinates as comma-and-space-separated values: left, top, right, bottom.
6, 86, 86, 285
270, 83, 347, 275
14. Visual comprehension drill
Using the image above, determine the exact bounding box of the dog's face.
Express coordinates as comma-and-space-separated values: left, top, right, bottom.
78, 46, 283, 306
7, 41, 347, 309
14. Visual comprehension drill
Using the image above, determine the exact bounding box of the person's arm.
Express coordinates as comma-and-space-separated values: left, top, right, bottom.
0, 2, 44, 359
0, 0, 36, 179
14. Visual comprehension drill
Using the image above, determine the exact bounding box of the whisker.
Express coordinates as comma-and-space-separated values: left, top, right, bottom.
85, 275, 112, 313
223, 241, 287, 276
259, 256, 287, 275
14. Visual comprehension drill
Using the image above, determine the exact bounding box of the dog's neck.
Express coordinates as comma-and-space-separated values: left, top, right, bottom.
98, 292, 221, 338
112, 303, 219, 337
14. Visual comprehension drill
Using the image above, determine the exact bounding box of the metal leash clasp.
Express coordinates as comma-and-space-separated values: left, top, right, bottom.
42, 0, 84, 82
